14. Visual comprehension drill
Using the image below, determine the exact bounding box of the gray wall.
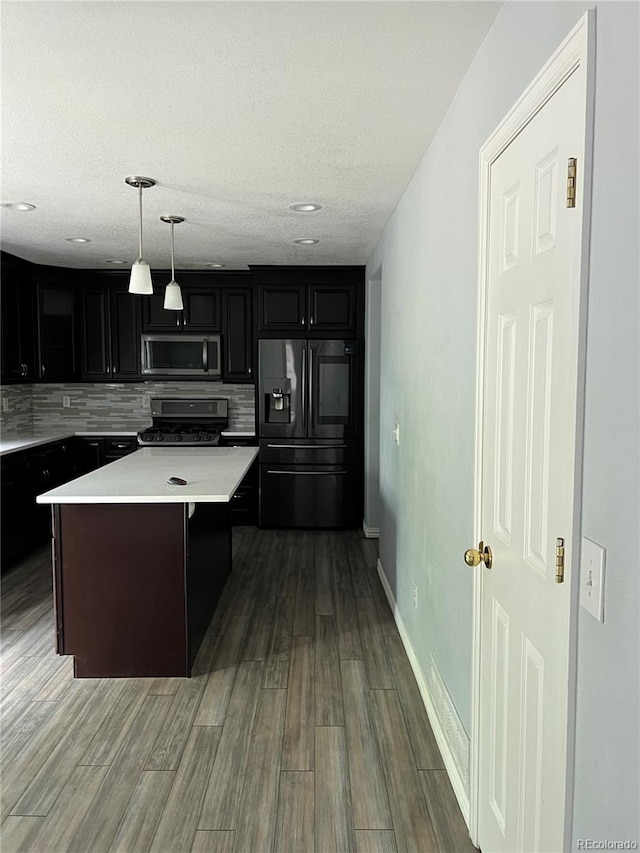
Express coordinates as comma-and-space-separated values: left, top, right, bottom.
367, 0, 639, 843
364, 265, 382, 533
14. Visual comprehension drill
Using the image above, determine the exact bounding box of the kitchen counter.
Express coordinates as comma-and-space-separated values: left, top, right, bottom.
36, 446, 258, 504
41, 446, 258, 679
0, 430, 254, 457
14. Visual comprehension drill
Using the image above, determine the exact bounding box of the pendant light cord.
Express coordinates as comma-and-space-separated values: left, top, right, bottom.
170, 222, 176, 281
138, 183, 144, 261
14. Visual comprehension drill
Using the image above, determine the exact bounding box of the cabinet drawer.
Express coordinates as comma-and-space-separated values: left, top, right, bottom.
104, 438, 137, 455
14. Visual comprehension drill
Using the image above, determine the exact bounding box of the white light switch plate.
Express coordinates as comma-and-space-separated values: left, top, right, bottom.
580, 536, 606, 622
393, 423, 400, 446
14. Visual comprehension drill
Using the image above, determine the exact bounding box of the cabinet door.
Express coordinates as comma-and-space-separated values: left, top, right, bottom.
1, 274, 23, 379
258, 285, 306, 331
142, 290, 182, 331
1, 455, 33, 568
223, 287, 253, 381
183, 288, 220, 331
80, 289, 111, 379
37, 286, 77, 381
1, 255, 35, 381
111, 290, 141, 378
309, 285, 356, 332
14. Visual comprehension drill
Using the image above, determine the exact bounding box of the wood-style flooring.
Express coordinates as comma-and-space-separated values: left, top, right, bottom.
1, 528, 475, 853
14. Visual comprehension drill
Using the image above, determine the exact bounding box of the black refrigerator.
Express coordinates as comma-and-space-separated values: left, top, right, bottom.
258, 338, 359, 528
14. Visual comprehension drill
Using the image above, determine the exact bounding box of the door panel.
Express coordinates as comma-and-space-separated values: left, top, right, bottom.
259, 464, 357, 528
478, 65, 585, 853
258, 338, 306, 438
308, 340, 357, 438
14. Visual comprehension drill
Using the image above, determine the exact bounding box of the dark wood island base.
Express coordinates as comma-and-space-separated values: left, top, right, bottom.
52, 502, 231, 677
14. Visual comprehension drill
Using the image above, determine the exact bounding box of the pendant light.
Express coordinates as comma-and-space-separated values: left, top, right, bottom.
160, 215, 184, 310
125, 176, 156, 294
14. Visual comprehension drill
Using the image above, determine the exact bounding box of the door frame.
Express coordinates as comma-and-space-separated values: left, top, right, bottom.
469, 12, 595, 849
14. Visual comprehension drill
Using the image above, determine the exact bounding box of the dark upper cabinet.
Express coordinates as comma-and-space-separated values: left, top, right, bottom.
36, 282, 77, 381
222, 287, 253, 382
1, 253, 35, 382
308, 285, 356, 331
183, 288, 220, 330
79, 276, 141, 381
81, 288, 110, 378
258, 284, 306, 331
142, 277, 221, 333
254, 267, 362, 334
111, 290, 140, 378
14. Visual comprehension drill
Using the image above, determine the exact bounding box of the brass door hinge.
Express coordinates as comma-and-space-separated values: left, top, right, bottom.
556, 537, 565, 583
567, 158, 577, 208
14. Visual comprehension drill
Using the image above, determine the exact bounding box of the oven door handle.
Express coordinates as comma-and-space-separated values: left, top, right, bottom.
267, 469, 348, 476
203, 339, 208, 373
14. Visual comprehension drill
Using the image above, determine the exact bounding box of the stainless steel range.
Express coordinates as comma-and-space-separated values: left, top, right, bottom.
137, 398, 228, 446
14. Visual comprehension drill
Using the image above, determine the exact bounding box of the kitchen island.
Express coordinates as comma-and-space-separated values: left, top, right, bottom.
37, 447, 258, 678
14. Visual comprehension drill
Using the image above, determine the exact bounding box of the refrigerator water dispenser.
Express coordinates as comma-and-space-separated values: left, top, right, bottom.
264, 380, 292, 424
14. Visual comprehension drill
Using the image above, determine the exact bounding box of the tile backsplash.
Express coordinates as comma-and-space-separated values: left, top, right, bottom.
0, 384, 33, 436
1, 382, 255, 435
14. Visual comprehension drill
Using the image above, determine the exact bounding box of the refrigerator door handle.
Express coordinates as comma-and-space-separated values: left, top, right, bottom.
267, 470, 348, 476
308, 345, 314, 433
301, 346, 307, 432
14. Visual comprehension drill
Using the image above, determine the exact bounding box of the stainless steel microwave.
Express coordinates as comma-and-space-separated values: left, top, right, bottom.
141, 334, 221, 377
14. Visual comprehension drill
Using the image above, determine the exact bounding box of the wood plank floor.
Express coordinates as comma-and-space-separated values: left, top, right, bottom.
1, 529, 475, 853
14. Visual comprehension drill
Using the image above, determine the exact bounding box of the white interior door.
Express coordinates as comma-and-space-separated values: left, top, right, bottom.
476, 51, 588, 853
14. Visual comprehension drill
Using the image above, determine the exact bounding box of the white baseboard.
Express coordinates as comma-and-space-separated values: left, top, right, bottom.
362, 522, 380, 539
376, 558, 471, 825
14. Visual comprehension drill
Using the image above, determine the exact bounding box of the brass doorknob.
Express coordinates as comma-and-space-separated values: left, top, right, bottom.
464, 541, 493, 569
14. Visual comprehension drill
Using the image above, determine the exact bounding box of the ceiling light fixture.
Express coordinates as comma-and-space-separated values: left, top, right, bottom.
294, 238, 319, 245
65, 237, 91, 243
289, 203, 322, 212
1, 202, 36, 211
105, 259, 127, 265
125, 175, 156, 295
205, 263, 225, 268
160, 215, 185, 311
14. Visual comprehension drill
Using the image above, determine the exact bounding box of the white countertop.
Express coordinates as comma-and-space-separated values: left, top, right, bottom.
0, 430, 255, 457
0, 433, 74, 456
36, 446, 258, 504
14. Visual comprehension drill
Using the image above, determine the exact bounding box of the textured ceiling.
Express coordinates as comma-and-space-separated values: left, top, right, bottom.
1, 1, 500, 270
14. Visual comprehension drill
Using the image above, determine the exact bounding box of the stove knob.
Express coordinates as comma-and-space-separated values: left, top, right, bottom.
194, 434, 202, 442
174, 434, 183, 442
156, 434, 164, 441
202, 433, 211, 442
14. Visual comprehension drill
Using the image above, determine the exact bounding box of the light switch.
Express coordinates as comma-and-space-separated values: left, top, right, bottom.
393, 424, 400, 446
580, 536, 606, 622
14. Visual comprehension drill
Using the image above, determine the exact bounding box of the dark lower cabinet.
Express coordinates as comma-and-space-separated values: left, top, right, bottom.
220, 437, 258, 525
53, 501, 231, 677
1, 439, 76, 570
75, 435, 138, 474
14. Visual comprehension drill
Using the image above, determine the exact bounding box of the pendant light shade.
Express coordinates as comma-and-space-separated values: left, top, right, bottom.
160, 215, 184, 311
125, 176, 156, 295
129, 260, 153, 294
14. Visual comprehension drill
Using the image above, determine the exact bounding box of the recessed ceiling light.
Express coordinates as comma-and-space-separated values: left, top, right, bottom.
289, 203, 322, 212
294, 238, 319, 245
1, 202, 36, 211
65, 237, 91, 243
105, 259, 127, 264
205, 263, 226, 268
